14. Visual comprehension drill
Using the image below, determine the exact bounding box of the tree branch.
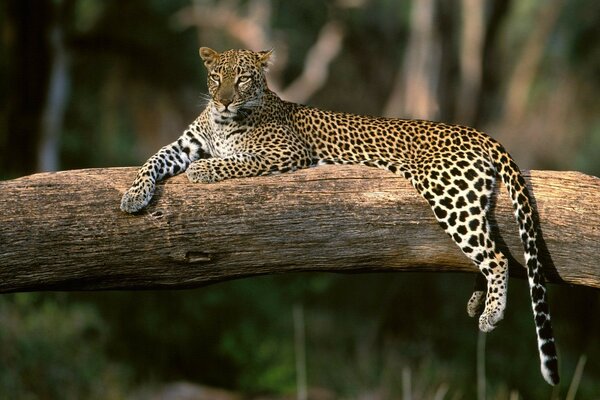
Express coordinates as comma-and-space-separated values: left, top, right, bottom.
278, 21, 345, 103
0, 166, 598, 293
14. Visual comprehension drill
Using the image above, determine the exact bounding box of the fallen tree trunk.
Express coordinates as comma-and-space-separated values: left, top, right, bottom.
0, 166, 598, 293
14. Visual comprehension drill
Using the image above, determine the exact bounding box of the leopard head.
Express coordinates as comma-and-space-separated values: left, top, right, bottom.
199, 47, 273, 122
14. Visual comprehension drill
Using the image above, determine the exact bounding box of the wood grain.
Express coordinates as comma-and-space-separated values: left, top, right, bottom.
0, 166, 598, 293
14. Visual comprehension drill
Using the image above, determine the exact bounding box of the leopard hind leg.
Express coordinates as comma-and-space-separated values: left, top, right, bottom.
413, 157, 509, 332
452, 212, 509, 332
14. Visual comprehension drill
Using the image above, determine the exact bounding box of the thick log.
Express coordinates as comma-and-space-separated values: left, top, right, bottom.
0, 166, 598, 293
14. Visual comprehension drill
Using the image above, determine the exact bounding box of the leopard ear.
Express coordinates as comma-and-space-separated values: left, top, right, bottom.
199, 47, 219, 69
257, 49, 274, 70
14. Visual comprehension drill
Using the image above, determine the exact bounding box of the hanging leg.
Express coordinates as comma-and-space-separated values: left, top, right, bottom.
413, 156, 509, 331
467, 273, 487, 318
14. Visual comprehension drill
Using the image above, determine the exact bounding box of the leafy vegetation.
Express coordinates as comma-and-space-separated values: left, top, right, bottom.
0, 293, 129, 399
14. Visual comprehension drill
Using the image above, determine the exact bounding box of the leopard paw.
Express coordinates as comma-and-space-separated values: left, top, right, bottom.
186, 161, 219, 183
478, 306, 504, 332
466, 290, 485, 318
120, 185, 154, 213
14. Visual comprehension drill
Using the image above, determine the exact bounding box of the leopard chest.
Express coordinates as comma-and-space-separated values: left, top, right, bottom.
208, 123, 254, 158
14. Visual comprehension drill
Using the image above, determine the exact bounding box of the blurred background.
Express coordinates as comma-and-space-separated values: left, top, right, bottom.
0, 0, 599, 398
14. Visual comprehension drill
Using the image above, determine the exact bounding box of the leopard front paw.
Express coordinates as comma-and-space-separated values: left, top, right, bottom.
186, 161, 220, 183
120, 184, 154, 213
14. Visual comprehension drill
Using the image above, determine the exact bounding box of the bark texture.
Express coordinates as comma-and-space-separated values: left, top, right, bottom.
0, 166, 598, 293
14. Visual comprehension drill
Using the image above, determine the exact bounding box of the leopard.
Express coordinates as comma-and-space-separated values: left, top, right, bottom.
121, 47, 559, 385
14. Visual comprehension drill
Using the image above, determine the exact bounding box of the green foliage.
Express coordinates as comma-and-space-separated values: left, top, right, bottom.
220, 319, 296, 393
81, 275, 333, 395
0, 293, 129, 399
2, 276, 599, 398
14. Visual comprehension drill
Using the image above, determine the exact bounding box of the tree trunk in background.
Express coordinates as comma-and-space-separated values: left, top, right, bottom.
4, 0, 52, 176
475, 0, 512, 128
496, 0, 566, 168
38, 22, 70, 172
502, 0, 565, 125
384, 0, 439, 120
456, 0, 484, 126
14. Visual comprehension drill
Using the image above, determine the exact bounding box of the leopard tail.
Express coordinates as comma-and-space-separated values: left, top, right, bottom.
490, 142, 560, 385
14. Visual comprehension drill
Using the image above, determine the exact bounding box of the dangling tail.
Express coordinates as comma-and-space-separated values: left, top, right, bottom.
490, 142, 560, 385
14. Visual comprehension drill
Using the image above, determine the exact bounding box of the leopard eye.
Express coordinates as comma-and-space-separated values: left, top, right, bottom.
209, 73, 220, 84
237, 75, 251, 85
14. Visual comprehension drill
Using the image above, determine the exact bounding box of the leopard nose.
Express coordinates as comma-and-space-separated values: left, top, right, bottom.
218, 86, 235, 108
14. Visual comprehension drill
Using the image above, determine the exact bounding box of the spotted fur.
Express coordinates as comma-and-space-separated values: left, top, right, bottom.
121, 48, 559, 385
